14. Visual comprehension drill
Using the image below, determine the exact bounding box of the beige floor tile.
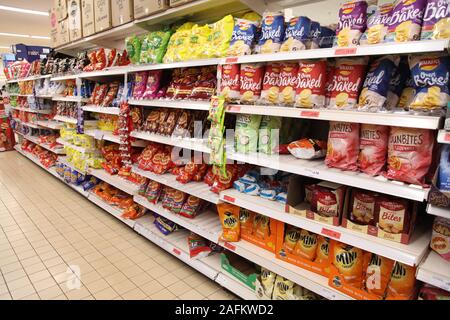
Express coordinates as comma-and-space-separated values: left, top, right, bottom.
104, 272, 127, 286
38, 285, 64, 300
7, 276, 32, 291
130, 273, 153, 287
0, 293, 12, 300
147, 265, 169, 278
3, 268, 27, 282
81, 295, 95, 300
84, 278, 110, 294
121, 266, 143, 279
195, 280, 221, 296
33, 277, 57, 292
1, 261, 23, 274
51, 294, 68, 300
208, 289, 236, 300
19, 293, 40, 300
149, 288, 177, 300
140, 279, 164, 296
29, 269, 52, 283
20, 256, 42, 268
93, 287, 119, 300
43, 256, 64, 268
0, 284, 8, 295
10, 284, 36, 300
183, 272, 210, 288
65, 287, 91, 300
121, 287, 146, 300
156, 273, 180, 288
167, 281, 193, 296
23, 261, 46, 275
111, 280, 137, 296
178, 288, 205, 300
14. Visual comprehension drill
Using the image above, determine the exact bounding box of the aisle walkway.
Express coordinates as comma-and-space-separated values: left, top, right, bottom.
0, 151, 237, 300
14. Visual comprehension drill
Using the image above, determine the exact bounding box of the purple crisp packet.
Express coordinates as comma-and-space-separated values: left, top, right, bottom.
132, 71, 148, 100
421, 0, 450, 40
386, 0, 427, 42
142, 70, 162, 100
335, 1, 368, 47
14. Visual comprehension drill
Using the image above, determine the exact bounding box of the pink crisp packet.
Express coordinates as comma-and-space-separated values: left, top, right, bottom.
132, 71, 148, 100
335, 0, 368, 47
386, 0, 427, 42
142, 70, 163, 100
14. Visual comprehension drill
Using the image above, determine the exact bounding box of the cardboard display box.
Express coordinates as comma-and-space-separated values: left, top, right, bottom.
220, 253, 258, 290
55, 0, 68, 21
82, 0, 95, 37
134, 0, 169, 19
50, 7, 59, 47
240, 213, 278, 253
428, 165, 450, 209
68, 0, 83, 41
112, 0, 134, 27
94, 0, 112, 33
58, 18, 70, 46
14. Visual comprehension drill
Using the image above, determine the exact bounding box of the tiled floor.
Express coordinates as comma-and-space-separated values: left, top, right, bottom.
0, 151, 237, 300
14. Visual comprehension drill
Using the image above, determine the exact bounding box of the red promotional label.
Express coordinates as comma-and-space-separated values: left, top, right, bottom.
300, 110, 320, 117
225, 57, 239, 63
334, 47, 357, 56
172, 248, 181, 255
224, 242, 236, 251
226, 105, 241, 112
445, 133, 450, 142
321, 227, 341, 240
223, 195, 235, 203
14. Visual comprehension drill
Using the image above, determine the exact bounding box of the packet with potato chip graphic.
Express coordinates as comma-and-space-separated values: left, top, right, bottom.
295, 59, 327, 108
385, 59, 410, 111
240, 63, 265, 104
260, 63, 281, 105
256, 11, 285, 54
386, 0, 427, 42
397, 75, 416, 110
358, 124, 389, 176
384, 127, 434, 185
420, 0, 450, 40
329, 58, 368, 110
280, 16, 311, 52
430, 216, 450, 261
219, 64, 241, 103
325, 121, 360, 171
235, 114, 262, 154
278, 62, 299, 106
360, 3, 394, 44
408, 54, 450, 112
335, 1, 368, 47
227, 18, 258, 56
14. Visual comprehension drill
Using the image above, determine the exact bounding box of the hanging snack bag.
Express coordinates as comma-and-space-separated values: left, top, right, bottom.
409, 54, 450, 112
358, 124, 389, 176
188, 233, 212, 259
335, 1, 368, 47
431, 216, 450, 261
385, 127, 434, 185
240, 63, 264, 104
385, 262, 417, 300
330, 241, 366, 289
179, 195, 203, 219
386, 0, 427, 42
258, 115, 282, 154
293, 230, 318, 261
421, 0, 450, 40
358, 56, 400, 111
364, 253, 395, 298
235, 114, 262, 153
360, 3, 394, 44
205, 15, 234, 58
217, 203, 241, 242
280, 16, 312, 52
325, 122, 360, 171
256, 11, 285, 54
295, 59, 327, 109
154, 214, 179, 235
349, 189, 378, 225
288, 138, 327, 160
227, 18, 258, 56
259, 63, 281, 105
278, 62, 299, 106
220, 64, 240, 103
329, 58, 368, 110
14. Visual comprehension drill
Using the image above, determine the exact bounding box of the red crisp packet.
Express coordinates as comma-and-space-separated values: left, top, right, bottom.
240, 63, 264, 104
180, 195, 203, 219
171, 190, 188, 214
219, 64, 240, 103
102, 82, 120, 107
145, 180, 162, 204
95, 48, 107, 70
94, 84, 109, 105
278, 62, 299, 106
107, 49, 117, 67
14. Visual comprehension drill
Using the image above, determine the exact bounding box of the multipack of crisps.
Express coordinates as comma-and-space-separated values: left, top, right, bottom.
260, 63, 281, 105
295, 59, 327, 108
280, 16, 311, 52
385, 0, 427, 42
328, 57, 368, 110
408, 54, 450, 112
220, 64, 241, 102
227, 18, 258, 56
360, 3, 394, 44
421, 0, 450, 40
240, 63, 265, 104
256, 11, 285, 54
278, 62, 299, 106
335, 1, 368, 47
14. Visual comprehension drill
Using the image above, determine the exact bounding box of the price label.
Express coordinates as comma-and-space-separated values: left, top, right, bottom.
225, 57, 239, 63
223, 195, 235, 203
94, 130, 103, 141
226, 105, 241, 112
334, 47, 357, 56
224, 242, 236, 251
172, 248, 181, 256
304, 168, 320, 177
444, 133, 450, 142
321, 228, 341, 240
300, 110, 320, 118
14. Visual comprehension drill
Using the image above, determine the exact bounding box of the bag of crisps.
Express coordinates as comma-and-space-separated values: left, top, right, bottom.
397, 75, 416, 110
330, 241, 366, 289
283, 226, 301, 254
217, 203, 241, 242
421, 0, 450, 40
280, 16, 312, 52
384, 127, 434, 185
335, 1, 368, 47
385, 59, 410, 111
278, 62, 299, 106
364, 253, 395, 298
358, 124, 389, 176
260, 63, 281, 105
227, 18, 258, 56
315, 236, 330, 265
360, 3, 394, 44
240, 63, 264, 104
190, 24, 212, 60
385, 262, 417, 300
308, 21, 321, 49
325, 122, 360, 171
239, 208, 256, 235
220, 64, 241, 103
408, 54, 450, 112
293, 230, 318, 261
256, 11, 285, 54
386, 0, 427, 42
205, 15, 234, 58
258, 115, 282, 154
295, 59, 327, 108
163, 22, 194, 63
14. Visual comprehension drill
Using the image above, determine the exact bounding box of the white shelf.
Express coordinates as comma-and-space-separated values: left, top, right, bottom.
10, 106, 52, 114
417, 251, 450, 292
214, 271, 256, 300
82, 105, 121, 115
132, 165, 220, 204
56, 138, 97, 154
50, 74, 79, 81
426, 204, 450, 219
226, 105, 443, 130
84, 129, 147, 147
35, 95, 54, 99
52, 96, 82, 102
12, 119, 41, 129
438, 130, 450, 144
88, 168, 139, 195
36, 120, 62, 130
130, 131, 209, 153
220, 189, 430, 267
53, 115, 77, 124
128, 99, 211, 110
78, 67, 127, 78
88, 193, 136, 229
6, 74, 51, 83
227, 151, 429, 202
8, 93, 33, 97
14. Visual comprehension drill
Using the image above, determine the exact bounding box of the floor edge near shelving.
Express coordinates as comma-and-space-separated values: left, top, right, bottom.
13, 146, 254, 300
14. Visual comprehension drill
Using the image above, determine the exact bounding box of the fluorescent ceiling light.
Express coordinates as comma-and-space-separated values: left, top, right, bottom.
0, 5, 48, 16
30, 36, 51, 40
0, 46, 10, 49
0, 32, 50, 40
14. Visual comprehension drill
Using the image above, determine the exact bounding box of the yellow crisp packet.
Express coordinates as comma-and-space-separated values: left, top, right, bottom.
205, 15, 234, 58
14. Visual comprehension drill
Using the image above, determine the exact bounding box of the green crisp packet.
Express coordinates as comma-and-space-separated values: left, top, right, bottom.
258, 116, 281, 154
125, 35, 141, 64
140, 30, 173, 64
235, 114, 262, 154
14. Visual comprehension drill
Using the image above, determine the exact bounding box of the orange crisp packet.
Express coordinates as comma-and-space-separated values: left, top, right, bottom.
217, 203, 241, 242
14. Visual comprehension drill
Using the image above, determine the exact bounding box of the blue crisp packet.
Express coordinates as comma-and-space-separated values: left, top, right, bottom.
386, 59, 410, 110
239, 170, 260, 184
257, 11, 285, 53
228, 18, 258, 56
260, 188, 277, 200
275, 192, 287, 204
64, 167, 72, 183
358, 55, 399, 111
409, 54, 450, 111
439, 145, 450, 191
82, 176, 99, 191
244, 183, 260, 196
154, 215, 178, 235
76, 173, 87, 185
233, 180, 247, 192
319, 26, 335, 48
280, 16, 311, 51
309, 21, 321, 49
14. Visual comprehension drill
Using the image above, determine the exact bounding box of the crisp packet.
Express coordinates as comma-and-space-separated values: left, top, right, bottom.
278, 62, 299, 106
397, 75, 416, 110
358, 55, 400, 111
260, 63, 281, 105
240, 63, 265, 104
256, 11, 285, 54
386, 0, 427, 42
228, 18, 258, 56
319, 25, 336, 48
335, 1, 368, 47
308, 21, 321, 49
409, 53, 450, 111
280, 16, 311, 52
220, 64, 241, 103
288, 139, 327, 159
385, 59, 410, 110
295, 59, 327, 108
421, 0, 450, 40
360, 3, 394, 44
